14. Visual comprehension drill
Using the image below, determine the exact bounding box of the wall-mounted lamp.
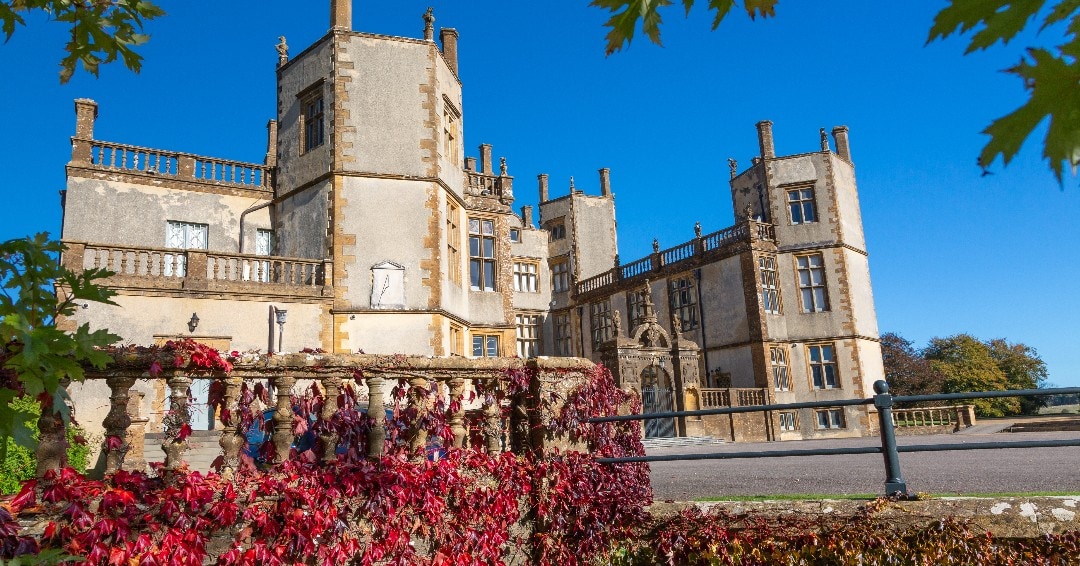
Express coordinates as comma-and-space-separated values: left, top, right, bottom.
187, 313, 199, 333
274, 307, 288, 352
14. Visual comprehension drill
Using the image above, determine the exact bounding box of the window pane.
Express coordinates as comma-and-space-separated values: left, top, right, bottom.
830, 410, 843, 427
469, 237, 480, 257
469, 219, 480, 233
817, 412, 828, 428
470, 260, 481, 289
472, 337, 483, 357
812, 366, 823, 388
482, 238, 494, 258
790, 204, 802, 223
814, 289, 826, 310
482, 220, 494, 235
486, 336, 498, 357
825, 366, 836, 387
803, 202, 816, 222
484, 262, 495, 290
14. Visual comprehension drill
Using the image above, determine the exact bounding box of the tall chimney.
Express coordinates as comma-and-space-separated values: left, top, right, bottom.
479, 143, 493, 174
440, 28, 459, 75
521, 205, 534, 228
756, 120, 775, 160
464, 156, 476, 171
832, 126, 852, 162
331, 0, 351, 31
71, 98, 98, 164
598, 167, 611, 198
265, 120, 278, 167
538, 173, 549, 202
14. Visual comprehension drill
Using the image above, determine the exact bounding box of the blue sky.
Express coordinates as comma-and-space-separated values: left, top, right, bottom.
1, 2, 1077, 386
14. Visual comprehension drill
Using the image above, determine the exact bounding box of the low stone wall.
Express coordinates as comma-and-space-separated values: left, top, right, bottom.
650, 496, 1080, 537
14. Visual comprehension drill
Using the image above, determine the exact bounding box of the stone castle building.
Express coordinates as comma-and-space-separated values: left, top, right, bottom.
60, 2, 884, 441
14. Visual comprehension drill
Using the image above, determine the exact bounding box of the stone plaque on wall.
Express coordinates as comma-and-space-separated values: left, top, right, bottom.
371, 261, 405, 309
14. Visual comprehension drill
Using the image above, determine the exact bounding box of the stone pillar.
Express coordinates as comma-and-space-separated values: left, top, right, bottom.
318, 376, 341, 463
184, 251, 208, 291
832, 125, 852, 162
756, 120, 775, 160
482, 382, 502, 454
265, 120, 278, 167
599, 167, 611, 198
479, 143, 493, 175
61, 242, 85, 272
71, 99, 98, 163
35, 398, 67, 478
448, 378, 467, 449
440, 28, 459, 75
331, 0, 351, 31
162, 375, 192, 471
407, 376, 430, 460
538, 173, 549, 203
366, 376, 386, 458
123, 391, 148, 472
217, 376, 244, 477
271, 375, 296, 464
103, 375, 136, 474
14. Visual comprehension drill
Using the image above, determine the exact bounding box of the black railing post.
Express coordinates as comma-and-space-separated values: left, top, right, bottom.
873, 380, 909, 496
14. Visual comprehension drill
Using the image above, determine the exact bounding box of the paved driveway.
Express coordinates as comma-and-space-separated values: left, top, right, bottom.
644, 431, 1080, 501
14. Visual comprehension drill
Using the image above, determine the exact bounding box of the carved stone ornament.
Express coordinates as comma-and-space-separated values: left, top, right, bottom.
744, 203, 755, 220
694, 221, 702, 238
820, 127, 830, 151
612, 309, 622, 336
276, 36, 289, 66
423, 7, 435, 41
499, 156, 508, 176
728, 158, 738, 178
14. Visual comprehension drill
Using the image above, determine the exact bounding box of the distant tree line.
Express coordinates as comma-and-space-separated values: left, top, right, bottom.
880, 333, 1050, 417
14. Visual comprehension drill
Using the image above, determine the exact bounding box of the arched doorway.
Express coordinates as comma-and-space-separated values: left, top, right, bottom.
641, 365, 675, 438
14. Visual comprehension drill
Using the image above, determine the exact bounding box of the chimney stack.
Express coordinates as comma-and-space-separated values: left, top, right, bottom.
479, 144, 493, 174
832, 126, 852, 162
521, 206, 534, 228
71, 98, 98, 164
464, 156, 476, 171
331, 0, 351, 31
265, 120, 278, 167
440, 28, 459, 75
756, 120, 775, 160
538, 173, 549, 202
599, 167, 611, 197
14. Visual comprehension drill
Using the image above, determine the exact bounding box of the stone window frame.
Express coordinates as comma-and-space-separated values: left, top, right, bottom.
553, 311, 572, 356
815, 408, 846, 429
806, 343, 840, 390
668, 275, 699, 331
471, 332, 500, 358
759, 254, 782, 314
590, 299, 613, 350
547, 218, 567, 241
509, 228, 520, 242
550, 257, 570, 293
778, 411, 799, 431
626, 288, 646, 330
794, 252, 830, 313
468, 216, 497, 292
449, 324, 464, 356
515, 313, 541, 358
297, 79, 326, 155
769, 345, 790, 391
446, 200, 461, 284
512, 259, 539, 293
786, 184, 817, 225
443, 96, 461, 166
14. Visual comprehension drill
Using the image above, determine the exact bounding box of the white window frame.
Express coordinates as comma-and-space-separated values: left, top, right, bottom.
165, 221, 208, 277
796, 253, 829, 313
513, 261, 539, 293
787, 187, 817, 225
760, 255, 781, 314
469, 218, 497, 291
770, 346, 790, 391
515, 313, 541, 358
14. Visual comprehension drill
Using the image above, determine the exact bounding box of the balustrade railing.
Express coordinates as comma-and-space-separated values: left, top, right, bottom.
700, 388, 769, 408
574, 220, 775, 295
74, 242, 328, 289
80, 139, 272, 191
38, 356, 589, 477
465, 171, 504, 197
892, 405, 973, 430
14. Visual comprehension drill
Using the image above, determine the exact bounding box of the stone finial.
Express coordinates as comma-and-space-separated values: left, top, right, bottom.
744, 203, 755, 221
423, 7, 435, 41
728, 158, 738, 179
671, 313, 683, 338
499, 156, 508, 176
694, 222, 702, 238
820, 127, 830, 152
652, 239, 660, 253
276, 36, 289, 67
569, 176, 576, 191
612, 310, 623, 336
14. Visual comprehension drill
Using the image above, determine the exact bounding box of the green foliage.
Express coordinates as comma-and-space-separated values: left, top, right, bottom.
0, 0, 164, 83
590, 0, 1080, 184
0, 234, 119, 464
924, 334, 1018, 417
880, 332, 944, 397
0, 397, 93, 495
987, 337, 1050, 413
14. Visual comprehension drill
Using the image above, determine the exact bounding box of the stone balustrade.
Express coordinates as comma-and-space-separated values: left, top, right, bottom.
38, 354, 594, 478
63, 241, 331, 295
72, 138, 272, 193
576, 219, 776, 296
465, 171, 513, 203
892, 405, 976, 432
700, 387, 769, 408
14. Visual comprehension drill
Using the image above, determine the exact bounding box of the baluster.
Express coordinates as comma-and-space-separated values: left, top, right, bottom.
35, 380, 70, 478
132, 151, 141, 171
103, 375, 136, 474
366, 376, 386, 459
318, 376, 341, 463
406, 376, 430, 459
448, 378, 467, 449
218, 376, 244, 478
163, 375, 192, 470
481, 381, 502, 454
271, 375, 296, 464
109, 146, 117, 168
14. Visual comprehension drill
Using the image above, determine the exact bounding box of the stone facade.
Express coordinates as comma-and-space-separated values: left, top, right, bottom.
59, 3, 884, 443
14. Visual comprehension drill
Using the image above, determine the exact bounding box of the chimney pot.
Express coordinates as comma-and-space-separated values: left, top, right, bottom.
479, 144, 493, 175
599, 167, 611, 197
538, 173, 549, 203
440, 28, 459, 75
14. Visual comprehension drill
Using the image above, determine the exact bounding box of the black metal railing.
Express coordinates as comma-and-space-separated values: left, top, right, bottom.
589, 381, 1080, 496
